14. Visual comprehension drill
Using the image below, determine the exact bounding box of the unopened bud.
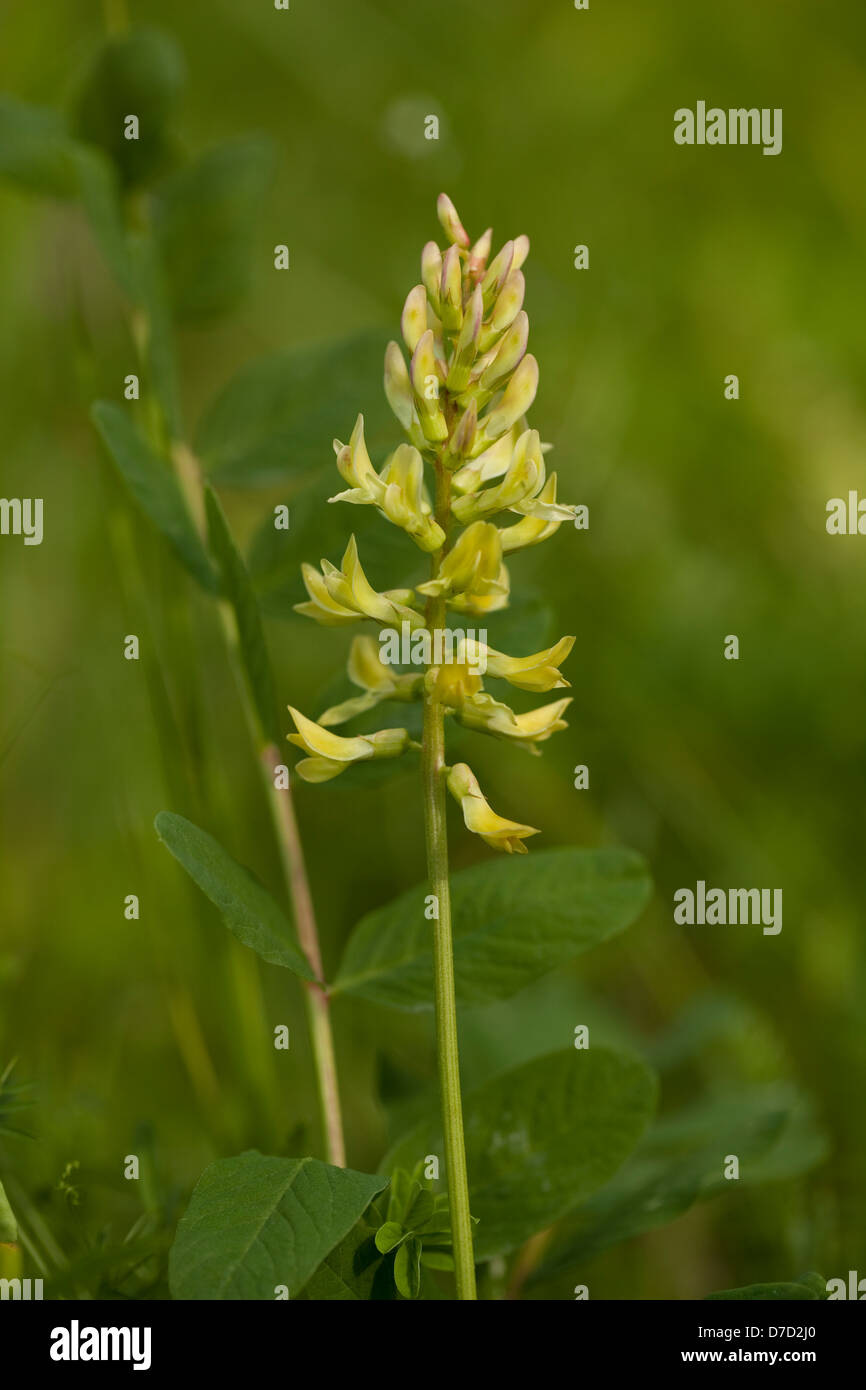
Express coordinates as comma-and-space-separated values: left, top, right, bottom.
421, 241, 443, 312
468, 227, 493, 280
480, 355, 538, 441
481, 240, 514, 310
439, 244, 464, 332
437, 192, 470, 248
446, 284, 483, 392
401, 285, 428, 353
480, 310, 529, 392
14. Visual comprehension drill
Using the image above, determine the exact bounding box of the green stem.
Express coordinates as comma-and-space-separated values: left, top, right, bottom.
422, 467, 476, 1300
117, 188, 346, 1167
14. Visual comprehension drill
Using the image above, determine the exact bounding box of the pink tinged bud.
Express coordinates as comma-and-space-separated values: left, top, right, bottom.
480, 310, 529, 391
481, 354, 539, 441
421, 241, 443, 312
468, 227, 492, 279
445, 399, 478, 464
439, 244, 464, 332
437, 192, 470, 248
480, 240, 514, 311
401, 285, 428, 353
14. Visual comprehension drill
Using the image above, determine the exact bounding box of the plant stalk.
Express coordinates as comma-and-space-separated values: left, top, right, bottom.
421, 464, 476, 1300
120, 214, 346, 1166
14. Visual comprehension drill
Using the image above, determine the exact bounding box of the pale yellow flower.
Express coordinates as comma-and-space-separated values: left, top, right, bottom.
455, 692, 572, 750
288, 706, 411, 782
446, 762, 539, 854
457, 635, 575, 692
295, 537, 424, 630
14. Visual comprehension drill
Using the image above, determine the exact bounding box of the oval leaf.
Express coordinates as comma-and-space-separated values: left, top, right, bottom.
534, 1084, 827, 1282
169, 1153, 387, 1299
154, 812, 315, 980
333, 847, 652, 1010
74, 27, 186, 188
382, 1048, 657, 1259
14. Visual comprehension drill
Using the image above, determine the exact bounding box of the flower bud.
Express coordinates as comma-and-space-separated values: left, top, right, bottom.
444, 399, 478, 466
478, 270, 525, 353
445, 284, 483, 393
410, 329, 448, 442
468, 227, 492, 280
425, 662, 483, 707
511, 233, 530, 271
421, 240, 443, 312
384, 341, 419, 436
478, 355, 538, 443
439, 244, 464, 332
401, 284, 428, 353
480, 240, 514, 311
479, 311, 528, 393
437, 192, 470, 248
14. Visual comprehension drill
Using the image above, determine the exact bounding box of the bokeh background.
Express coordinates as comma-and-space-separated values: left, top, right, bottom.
1, 0, 864, 1298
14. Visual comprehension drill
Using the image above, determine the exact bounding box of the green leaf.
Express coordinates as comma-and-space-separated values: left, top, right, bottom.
374, 1222, 405, 1254
405, 1189, 435, 1231
169, 1152, 388, 1299
153, 136, 275, 320
0, 99, 80, 197
91, 401, 218, 592
0, 102, 134, 294
296, 1220, 388, 1301
204, 487, 279, 744
533, 1085, 828, 1283
196, 331, 398, 488
73, 27, 186, 187
154, 812, 315, 981
333, 847, 652, 1010
393, 1235, 422, 1300
706, 1279, 822, 1301
383, 1048, 657, 1259
72, 146, 135, 296
420, 1249, 454, 1272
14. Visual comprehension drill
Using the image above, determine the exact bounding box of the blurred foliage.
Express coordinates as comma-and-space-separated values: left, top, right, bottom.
1, 0, 864, 1298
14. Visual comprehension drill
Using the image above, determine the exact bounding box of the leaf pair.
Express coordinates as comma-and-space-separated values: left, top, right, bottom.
373, 1166, 465, 1298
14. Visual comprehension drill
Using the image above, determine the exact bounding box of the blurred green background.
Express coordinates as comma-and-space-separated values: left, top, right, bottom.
1, 0, 864, 1298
